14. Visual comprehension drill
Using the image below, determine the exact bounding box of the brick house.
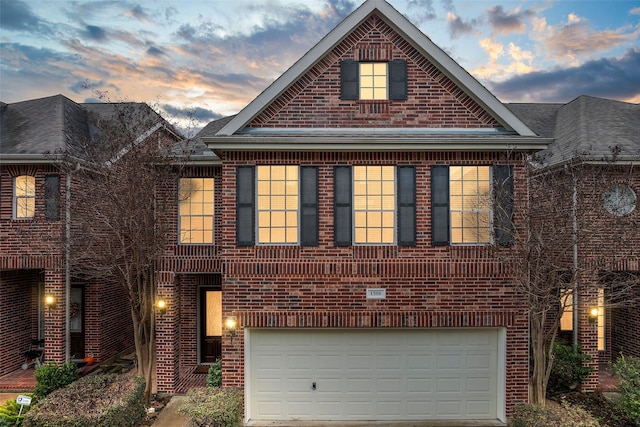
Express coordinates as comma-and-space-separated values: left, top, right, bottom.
0, 95, 184, 381
509, 96, 640, 389
184, 0, 551, 423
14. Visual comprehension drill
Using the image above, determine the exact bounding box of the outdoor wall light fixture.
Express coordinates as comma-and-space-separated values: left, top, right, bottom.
225, 316, 238, 343
588, 307, 598, 324
44, 295, 56, 309
156, 299, 167, 315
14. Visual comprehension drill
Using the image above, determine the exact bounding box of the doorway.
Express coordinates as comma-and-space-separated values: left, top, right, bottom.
199, 287, 222, 363
70, 286, 84, 359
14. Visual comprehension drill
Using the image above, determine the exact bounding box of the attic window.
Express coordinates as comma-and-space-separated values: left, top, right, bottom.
341, 60, 407, 101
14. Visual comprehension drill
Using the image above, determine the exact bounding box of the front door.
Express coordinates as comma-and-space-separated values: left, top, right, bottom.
199, 287, 222, 363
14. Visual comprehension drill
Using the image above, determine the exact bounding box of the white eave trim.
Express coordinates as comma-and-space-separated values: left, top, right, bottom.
216, 0, 536, 138
204, 136, 552, 152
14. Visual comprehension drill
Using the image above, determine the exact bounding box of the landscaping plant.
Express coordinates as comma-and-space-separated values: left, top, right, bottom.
207, 358, 222, 388
177, 387, 243, 427
0, 395, 33, 427
34, 362, 78, 398
511, 401, 600, 427
612, 354, 640, 425
547, 341, 593, 396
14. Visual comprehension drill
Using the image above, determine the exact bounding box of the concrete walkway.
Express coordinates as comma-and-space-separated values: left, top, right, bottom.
151, 395, 190, 426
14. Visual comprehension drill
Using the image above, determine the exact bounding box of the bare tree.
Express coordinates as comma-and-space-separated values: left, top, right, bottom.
58, 99, 187, 401
493, 152, 640, 406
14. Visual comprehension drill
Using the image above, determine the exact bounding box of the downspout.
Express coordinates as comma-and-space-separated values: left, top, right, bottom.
572, 173, 579, 348
64, 169, 74, 362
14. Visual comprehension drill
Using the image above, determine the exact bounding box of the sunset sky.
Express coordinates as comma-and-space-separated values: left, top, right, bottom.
1, 0, 639, 134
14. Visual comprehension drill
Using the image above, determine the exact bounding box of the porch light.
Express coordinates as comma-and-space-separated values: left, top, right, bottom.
44, 295, 56, 308
588, 307, 598, 324
156, 299, 167, 315
225, 316, 238, 343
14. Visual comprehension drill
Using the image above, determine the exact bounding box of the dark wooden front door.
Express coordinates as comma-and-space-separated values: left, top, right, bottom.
200, 288, 222, 363
69, 286, 84, 359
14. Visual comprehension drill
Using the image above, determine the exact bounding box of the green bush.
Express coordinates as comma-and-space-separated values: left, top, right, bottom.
547, 342, 593, 395
24, 374, 145, 427
612, 354, 640, 425
34, 362, 79, 398
207, 358, 222, 388
177, 387, 243, 427
511, 401, 600, 427
0, 395, 34, 427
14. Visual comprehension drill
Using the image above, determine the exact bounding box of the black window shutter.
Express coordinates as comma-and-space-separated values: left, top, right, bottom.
300, 166, 319, 246
334, 166, 352, 246
45, 175, 60, 220
340, 60, 359, 100
431, 165, 450, 246
397, 166, 416, 246
494, 165, 514, 246
388, 60, 407, 100
236, 166, 255, 246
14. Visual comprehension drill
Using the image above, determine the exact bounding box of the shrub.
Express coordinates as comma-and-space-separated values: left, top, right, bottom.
547, 341, 593, 395
511, 401, 600, 427
34, 362, 78, 398
207, 358, 222, 388
612, 354, 640, 425
177, 387, 243, 427
0, 395, 34, 427
24, 373, 145, 427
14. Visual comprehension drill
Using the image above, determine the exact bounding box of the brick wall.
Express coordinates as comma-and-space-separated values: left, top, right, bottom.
218, 151, 530, 413
248, 14, 501, 130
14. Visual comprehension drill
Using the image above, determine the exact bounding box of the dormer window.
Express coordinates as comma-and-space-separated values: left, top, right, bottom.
340, 60, 407, 101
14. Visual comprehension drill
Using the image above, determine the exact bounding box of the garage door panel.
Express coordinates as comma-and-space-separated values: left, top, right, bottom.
249, 328, 500, 421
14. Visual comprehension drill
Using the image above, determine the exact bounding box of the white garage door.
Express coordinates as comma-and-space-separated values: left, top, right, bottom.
247, 328, 503, 422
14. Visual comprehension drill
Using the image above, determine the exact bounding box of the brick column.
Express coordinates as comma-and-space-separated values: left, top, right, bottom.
155, 270, 178, 394
44, 268, 66, 363
578, 280, 599, 391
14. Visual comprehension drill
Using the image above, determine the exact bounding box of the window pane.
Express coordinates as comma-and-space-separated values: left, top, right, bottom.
256, 165, 299, 244
353, 165, 395, 244
178, 178, 214, 244
450, 166, 491, 244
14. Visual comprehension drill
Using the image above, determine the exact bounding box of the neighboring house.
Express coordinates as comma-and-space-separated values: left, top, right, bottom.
509, 96, 640, 388
185, 0, 551, 423
0, 95, 183, 381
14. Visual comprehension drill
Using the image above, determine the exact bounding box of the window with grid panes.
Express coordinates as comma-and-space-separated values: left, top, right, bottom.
257, 165, 299, 244
353, 165, 395, 244
450, 166, 491, 244
179, 178, 214, 244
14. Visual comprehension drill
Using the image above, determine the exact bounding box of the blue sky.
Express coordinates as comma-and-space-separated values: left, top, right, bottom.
1, 0, 639, 133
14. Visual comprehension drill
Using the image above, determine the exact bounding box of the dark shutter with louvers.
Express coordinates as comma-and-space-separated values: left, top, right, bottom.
431, 165, 450, 246
388, 60, 407, 100
494, 165, 514, 246
340, 60, 359, 100
334, 166, 352, 246
236, 166, 255, 246
45, 175, 60, 220
397, 166, 416, 246
300, 166, 318, 246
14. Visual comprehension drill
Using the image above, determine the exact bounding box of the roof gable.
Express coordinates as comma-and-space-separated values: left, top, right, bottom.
217, 0, 535, 137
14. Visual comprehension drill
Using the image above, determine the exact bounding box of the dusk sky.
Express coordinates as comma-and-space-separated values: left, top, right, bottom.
1, 0, 639, 134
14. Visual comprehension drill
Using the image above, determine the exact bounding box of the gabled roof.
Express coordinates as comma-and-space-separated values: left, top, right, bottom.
0, 94, 90, 161
0, 95, 201, 164
509, 96, 640, 166
213, 0, 536, 142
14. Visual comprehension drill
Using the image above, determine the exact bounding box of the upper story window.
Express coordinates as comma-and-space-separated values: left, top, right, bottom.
14, 175, 35, 219
450, 166, 491, 244
353, 166, 395, 244
257, 165, 299, 244
432, 165, 514, 246
359, 63, 387, 100
335, 165, 416, 247
236, 166, 318, 246
341, 60, 407, 101
179, 178, 214, 244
